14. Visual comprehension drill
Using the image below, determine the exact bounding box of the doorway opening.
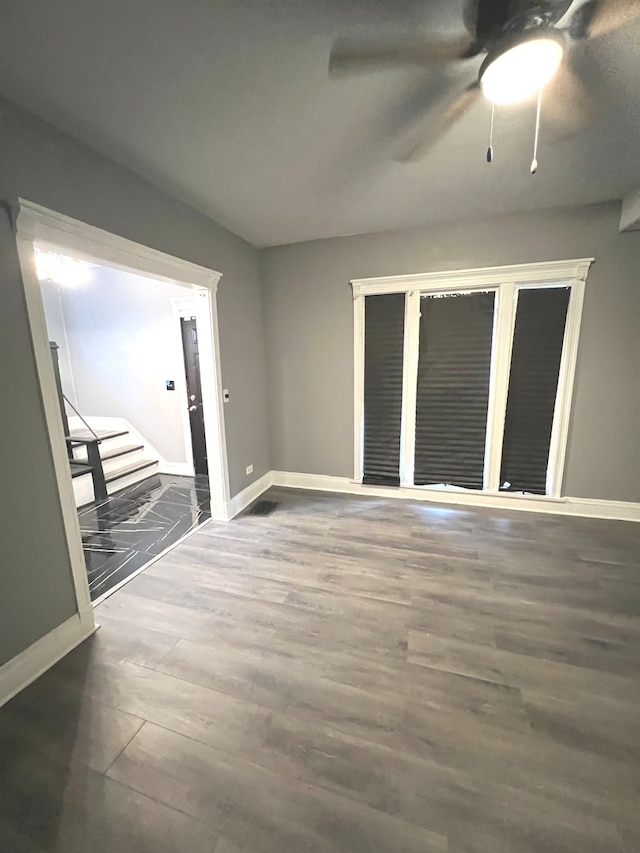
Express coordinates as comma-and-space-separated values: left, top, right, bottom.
16, 200, 229, 609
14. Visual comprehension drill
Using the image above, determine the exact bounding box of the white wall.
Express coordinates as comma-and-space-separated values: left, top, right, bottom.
49, 264, 191, 464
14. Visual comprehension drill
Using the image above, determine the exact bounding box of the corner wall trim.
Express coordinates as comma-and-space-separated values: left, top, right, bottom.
224, 471, 273, 520
0, 607, 97, 709
270, 471, 640, 522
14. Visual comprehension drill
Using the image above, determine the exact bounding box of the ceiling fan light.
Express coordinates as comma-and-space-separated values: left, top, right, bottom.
481, 36, 564, 105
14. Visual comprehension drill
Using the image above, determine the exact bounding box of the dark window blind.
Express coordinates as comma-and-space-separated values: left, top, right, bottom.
500, 287, 570, 495
414, 292, 495, 489
363, 293, 405, 486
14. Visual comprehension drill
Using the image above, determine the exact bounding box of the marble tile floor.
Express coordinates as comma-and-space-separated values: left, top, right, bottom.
79, 473, 211, 601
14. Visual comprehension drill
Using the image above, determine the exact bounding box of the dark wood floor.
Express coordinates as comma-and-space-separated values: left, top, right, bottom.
1, 487, 639, 852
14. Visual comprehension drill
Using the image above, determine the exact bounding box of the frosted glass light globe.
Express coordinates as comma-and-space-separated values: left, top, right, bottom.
481, 37, 564, 105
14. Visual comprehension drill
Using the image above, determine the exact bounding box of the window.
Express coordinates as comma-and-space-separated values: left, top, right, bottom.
354, 259, 592, 499
499, 287, 571, 495
414, 292, 495, 490
362, 293, 404, 486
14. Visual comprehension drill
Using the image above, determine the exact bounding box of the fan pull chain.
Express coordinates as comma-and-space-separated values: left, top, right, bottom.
486, 102, 495, 163
531, 87, 543, 174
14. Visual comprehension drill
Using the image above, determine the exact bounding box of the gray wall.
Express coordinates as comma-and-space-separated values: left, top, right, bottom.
0, 94, 270, 667
0, 208, 78, 665
47, 266, 191, 464
262, 202, 640, 503
0, 94, 270, 496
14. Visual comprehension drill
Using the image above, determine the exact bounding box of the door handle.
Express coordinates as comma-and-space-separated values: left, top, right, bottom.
189, 405, 197, 412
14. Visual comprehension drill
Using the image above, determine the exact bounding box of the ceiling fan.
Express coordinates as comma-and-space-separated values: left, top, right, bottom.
329, 0, 640, 162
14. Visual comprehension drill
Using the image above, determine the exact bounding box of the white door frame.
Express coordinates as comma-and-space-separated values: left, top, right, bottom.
15, 199, 230, 616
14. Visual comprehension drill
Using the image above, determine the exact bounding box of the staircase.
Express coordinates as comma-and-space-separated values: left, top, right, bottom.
49, 341, 159, 507
68, 428, 159, 507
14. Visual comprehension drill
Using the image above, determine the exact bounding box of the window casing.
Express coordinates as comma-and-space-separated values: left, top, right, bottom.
352, 259, 592, 499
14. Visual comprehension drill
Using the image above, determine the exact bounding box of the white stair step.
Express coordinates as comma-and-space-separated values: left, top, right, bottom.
105, 458, 157, 485
71, 433, 135, 460
73, 442, 143, 465
72, 459, 159, 508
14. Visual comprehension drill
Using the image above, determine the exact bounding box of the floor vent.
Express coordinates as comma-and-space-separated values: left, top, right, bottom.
246, 500, 279, 517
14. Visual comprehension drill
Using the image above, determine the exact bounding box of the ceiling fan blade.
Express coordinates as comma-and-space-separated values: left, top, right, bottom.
395, 83, 481, 163
543, 63, 594, 138
329, 35, 476, 75
569, 0, 640, 39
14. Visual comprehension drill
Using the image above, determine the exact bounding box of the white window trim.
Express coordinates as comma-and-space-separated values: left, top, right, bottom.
351, 258, 593, 296
352, 292, 365, 484
484, 282, 517, 491
351, 258, 593, 499
399, 291, 420, 487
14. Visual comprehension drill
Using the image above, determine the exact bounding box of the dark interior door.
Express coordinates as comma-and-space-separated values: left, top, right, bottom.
180, 316, 208, 476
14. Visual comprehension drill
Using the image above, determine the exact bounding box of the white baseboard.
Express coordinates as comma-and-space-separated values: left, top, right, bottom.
0, 606, 97, 708
269, 471, 640, 522
566, 497, 640, 522
224, 471, 273, 520
157, 461, 194, 476
73, 474, 96, 508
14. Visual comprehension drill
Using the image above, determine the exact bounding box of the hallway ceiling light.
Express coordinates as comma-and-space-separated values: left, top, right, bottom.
34, 248, 91, 287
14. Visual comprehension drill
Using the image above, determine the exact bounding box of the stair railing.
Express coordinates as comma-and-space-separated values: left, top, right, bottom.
63, 394, 100, 442
63, 394, 107, 503
49, 341, 107, 504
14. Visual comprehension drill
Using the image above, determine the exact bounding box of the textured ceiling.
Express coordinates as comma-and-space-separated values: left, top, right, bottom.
0, 0, 638, 246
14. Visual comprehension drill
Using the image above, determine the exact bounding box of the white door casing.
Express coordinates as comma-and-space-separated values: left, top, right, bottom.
15, 199, 230, 616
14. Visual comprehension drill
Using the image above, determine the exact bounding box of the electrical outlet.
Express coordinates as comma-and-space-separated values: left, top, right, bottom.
246, 464, 253, 475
